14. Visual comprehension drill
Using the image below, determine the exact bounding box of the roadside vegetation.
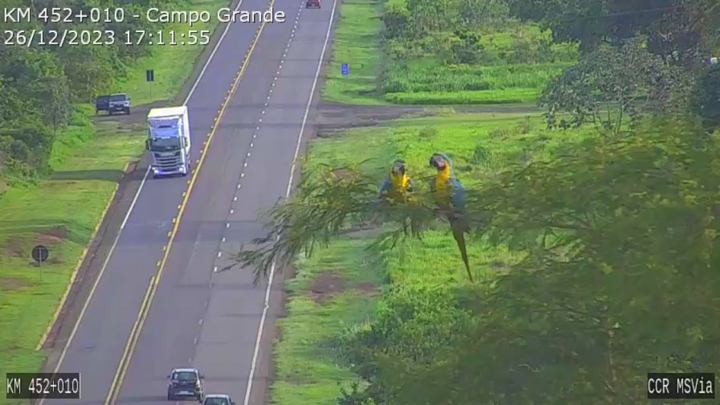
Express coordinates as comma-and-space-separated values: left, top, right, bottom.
322, 0, 577, 105
268, 0, 720, 403
0, 0, 228, 388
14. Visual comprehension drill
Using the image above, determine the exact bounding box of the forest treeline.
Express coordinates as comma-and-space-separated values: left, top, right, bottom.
0, 0, 181, 184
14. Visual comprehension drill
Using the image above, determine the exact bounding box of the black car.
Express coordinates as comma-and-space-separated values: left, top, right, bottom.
167, 368, 204, 401
96, 93, 131, 115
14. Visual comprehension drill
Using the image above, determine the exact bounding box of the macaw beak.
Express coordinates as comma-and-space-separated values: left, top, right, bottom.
429, 155, 445, 169
392, 165, 405, 175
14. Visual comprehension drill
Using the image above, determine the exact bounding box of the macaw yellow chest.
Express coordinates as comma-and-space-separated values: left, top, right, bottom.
434, 167, 451, 205
390, 174, 410, 192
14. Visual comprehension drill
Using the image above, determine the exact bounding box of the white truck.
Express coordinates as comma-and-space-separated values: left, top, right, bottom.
146, 106, 191, 177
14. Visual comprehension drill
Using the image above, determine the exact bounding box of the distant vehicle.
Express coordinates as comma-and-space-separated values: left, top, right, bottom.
96, 93, 131, 115
306, 0, 320, 8
167, 368, 204, 401
95, 96, 109, 114
200, 394, 236, 405
146, 106, 192, 177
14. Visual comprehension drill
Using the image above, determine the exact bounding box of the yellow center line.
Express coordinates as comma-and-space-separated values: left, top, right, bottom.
103, 1, 277, 402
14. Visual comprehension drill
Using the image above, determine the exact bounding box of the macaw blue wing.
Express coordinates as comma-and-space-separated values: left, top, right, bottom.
378, 177, 391, 196
450, 178, 465, 210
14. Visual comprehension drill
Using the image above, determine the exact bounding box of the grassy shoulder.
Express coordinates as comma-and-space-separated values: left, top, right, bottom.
0, 0, 230, 391
269, 111, 591, 404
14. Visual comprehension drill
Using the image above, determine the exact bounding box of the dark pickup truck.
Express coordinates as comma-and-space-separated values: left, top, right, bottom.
96, 93, 131, 115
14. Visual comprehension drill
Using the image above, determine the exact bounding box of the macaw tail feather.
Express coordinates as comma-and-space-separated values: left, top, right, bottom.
450, 219, 473, 283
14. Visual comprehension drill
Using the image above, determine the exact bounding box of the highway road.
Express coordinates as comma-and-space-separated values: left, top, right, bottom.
43, 0, 337, 402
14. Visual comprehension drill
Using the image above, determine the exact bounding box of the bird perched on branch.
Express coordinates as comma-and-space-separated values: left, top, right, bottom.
378, 158, 423, 236
379, 158, 414, 204
429, 153, 473, 282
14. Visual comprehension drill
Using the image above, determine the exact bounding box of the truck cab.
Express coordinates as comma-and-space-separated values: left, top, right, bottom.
146, 106, 192, 177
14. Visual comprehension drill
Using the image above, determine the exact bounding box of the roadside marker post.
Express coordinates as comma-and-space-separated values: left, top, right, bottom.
341, 63, 349, 76
146, 70, 155, 98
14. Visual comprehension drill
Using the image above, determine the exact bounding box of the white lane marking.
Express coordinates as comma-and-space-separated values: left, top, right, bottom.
39, 0, 249, 396
242, 0, 338, 402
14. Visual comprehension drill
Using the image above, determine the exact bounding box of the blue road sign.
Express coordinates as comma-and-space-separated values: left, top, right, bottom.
146, 70, 154, 82
341, 63, 349, 76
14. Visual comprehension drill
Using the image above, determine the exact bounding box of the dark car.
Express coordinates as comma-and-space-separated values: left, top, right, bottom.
95, 95, 109, 114
200, 394, 235, 405
306, 0, 320, 8
167, 368, 204, 401
96, 93, 131, 115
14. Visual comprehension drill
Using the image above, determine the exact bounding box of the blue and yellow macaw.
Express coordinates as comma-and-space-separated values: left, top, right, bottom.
429, 153, 472, 282
379, 158, 414, 204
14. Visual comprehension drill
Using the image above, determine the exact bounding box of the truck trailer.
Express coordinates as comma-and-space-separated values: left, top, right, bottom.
146, 106, 191, 177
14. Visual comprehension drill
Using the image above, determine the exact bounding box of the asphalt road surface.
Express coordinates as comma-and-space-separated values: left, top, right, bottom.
43, 0, 336, 403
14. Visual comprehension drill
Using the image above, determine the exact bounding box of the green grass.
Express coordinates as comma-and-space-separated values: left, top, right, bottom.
0, 118, 145, 402
269, 112, 591, 404
117, 0, 229, 105
384, 62, 571, 94
322, 0, 387, 105
270, 239, 383, 404
306, 111, 585, 187
384, 88, 542, 104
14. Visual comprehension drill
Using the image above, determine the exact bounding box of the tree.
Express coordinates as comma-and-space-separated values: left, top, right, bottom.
506, 0, 720, 59
539, 39, 689, 133
691, 64, 720, 132
457, 0, 507, 29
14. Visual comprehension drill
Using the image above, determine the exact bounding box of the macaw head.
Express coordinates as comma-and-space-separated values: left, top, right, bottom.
391, 158, 406, 176
429, 153, 452, 172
